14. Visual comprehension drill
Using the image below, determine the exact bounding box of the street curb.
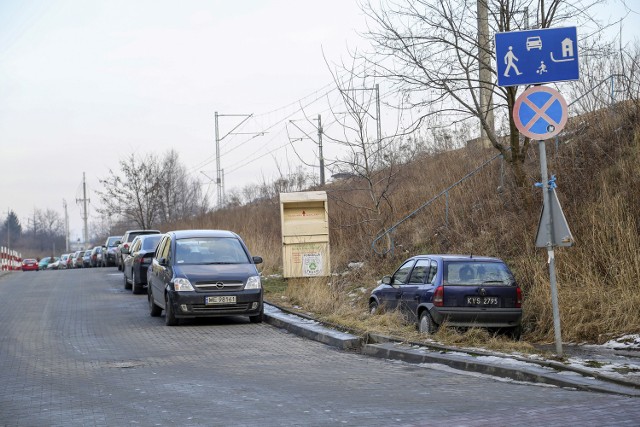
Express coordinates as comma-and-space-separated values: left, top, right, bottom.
264, 304, 361, 351
264, 302, 640, 396
365, 332, 640, 392
362, 342, 640, 397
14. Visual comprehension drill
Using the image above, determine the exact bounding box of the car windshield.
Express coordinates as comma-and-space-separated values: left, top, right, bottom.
107, 237, 120, 246
175, 237, 249, 265
444, 261, 514, 285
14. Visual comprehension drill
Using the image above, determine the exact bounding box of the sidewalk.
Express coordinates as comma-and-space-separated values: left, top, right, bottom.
264, 303, 640, 397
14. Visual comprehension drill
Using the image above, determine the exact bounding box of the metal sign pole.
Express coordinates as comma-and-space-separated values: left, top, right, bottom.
538, 140, 563, 356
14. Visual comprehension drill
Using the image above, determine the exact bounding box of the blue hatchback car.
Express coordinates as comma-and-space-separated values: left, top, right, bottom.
370, 255, 522, 338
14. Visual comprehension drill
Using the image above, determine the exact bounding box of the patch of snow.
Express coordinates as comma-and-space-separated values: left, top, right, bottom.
602, 334, 640, 349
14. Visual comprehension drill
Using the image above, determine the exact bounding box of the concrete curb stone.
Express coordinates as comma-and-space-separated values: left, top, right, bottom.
264, 302, 640, 397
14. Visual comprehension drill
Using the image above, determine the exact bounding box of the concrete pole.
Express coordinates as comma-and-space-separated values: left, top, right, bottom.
215, 111, 222, 208
477, 0, 495, 146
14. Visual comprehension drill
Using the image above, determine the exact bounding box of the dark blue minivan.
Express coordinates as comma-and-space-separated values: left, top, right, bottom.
147, 229, 263, 326
370, 254, 522, 339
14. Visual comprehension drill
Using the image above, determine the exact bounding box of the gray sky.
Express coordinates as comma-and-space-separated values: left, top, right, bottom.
1, 0, 638, 244
0, 0, 370, 241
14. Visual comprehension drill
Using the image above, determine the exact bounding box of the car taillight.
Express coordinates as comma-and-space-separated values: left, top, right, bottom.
516, 286, 522, 308
433, 285, 444, 307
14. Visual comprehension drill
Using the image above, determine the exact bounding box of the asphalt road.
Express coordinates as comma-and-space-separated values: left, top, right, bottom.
1, 269, 638, 426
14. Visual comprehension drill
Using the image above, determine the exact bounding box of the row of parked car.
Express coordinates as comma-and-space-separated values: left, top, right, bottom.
23, 228, 523, 338
21, 249, 100, 271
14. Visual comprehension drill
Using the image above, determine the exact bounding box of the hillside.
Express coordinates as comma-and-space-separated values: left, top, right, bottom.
167, 101, 640, 344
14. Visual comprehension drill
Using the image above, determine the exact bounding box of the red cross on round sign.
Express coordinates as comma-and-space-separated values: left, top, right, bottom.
513, 86, 568, 140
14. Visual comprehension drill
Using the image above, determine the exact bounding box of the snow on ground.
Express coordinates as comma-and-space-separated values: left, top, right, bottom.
601, 334, 640, 349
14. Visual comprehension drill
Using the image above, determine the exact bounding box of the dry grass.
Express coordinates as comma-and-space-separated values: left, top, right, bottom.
170, 104, 640, 348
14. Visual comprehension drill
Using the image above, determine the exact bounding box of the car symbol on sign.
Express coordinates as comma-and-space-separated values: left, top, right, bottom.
526, 36, 542, 51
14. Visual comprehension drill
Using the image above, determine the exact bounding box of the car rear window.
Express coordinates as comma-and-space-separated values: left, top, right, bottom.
142, 235, 162, 251
444, 261, 514, 285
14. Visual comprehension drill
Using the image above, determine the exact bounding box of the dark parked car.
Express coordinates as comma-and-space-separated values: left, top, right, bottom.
147, 229, 263, 326
82, 250, 92, 268
122, 233, 162, 294
116, 229, 161, 271
102, 235, 121, 267
369, 254, 522, 339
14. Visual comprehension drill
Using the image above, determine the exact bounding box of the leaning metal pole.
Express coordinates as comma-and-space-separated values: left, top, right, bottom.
538, 139, 563, 356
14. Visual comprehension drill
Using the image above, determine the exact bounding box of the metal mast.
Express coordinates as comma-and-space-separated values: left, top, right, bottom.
76, 172, 90, 247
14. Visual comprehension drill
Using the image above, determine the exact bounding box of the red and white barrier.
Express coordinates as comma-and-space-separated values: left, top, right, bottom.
0, 247, 22, 271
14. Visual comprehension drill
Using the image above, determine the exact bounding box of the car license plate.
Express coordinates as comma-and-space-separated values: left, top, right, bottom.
466, 296, 499, 306
205, 296, 236, 305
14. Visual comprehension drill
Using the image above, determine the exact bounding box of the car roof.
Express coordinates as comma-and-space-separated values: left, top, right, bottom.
167, 229, 240, 239
411, 254, 504, 262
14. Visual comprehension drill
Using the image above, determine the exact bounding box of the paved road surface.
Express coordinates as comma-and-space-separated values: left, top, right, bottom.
1, 269, 638, 426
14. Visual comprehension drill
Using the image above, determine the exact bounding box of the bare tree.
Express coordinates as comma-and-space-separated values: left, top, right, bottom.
360, 0, 613, 190
569, 40, 640, 114
322, 57, 400, 253
96, 153, 162, 229
156, 149, 209, 223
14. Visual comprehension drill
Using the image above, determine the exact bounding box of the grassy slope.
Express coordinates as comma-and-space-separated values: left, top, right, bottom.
170, 103, 639, 345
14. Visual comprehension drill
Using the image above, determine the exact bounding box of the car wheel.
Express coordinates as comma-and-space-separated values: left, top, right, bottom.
164, 294, 178, 326
418, 310, 437, 334
131, 270, 142, 295
148, 288, 161, 317
369, 300, 380, 315
124, 271, 131, 290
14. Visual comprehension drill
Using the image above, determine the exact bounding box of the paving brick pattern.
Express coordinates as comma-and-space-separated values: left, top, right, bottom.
1, 270, 639, 426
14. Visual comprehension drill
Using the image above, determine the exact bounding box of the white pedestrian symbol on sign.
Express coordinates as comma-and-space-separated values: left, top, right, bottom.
503, 46, 523, 77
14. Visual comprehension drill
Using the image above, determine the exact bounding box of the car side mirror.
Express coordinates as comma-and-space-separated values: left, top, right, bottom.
252, 256, 263, 265
121, 247, 130, 255
382, 275, 392, 286
158, 257, 168, 266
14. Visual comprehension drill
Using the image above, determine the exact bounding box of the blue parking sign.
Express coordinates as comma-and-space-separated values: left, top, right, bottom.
495, 27, 579, 87
513, 86, 568, 140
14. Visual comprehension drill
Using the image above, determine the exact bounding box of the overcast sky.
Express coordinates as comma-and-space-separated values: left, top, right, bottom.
1, 0, 638, 245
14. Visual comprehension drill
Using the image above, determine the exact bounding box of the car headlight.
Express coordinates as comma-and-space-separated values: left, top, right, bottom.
172, 278, 194, 292
244, 276, 261, 289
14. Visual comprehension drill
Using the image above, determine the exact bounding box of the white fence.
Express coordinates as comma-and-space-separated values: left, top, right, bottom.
0, 247, 22, 271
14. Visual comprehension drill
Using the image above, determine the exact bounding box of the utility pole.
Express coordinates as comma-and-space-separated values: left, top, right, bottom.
289, 116, 326, 186
63, 199, 69, 252
214, 112, 253, 209
76, 172, 90, 247
477, 0, 495, 147
317, 114, 325, 186
5, 208, 9, 251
